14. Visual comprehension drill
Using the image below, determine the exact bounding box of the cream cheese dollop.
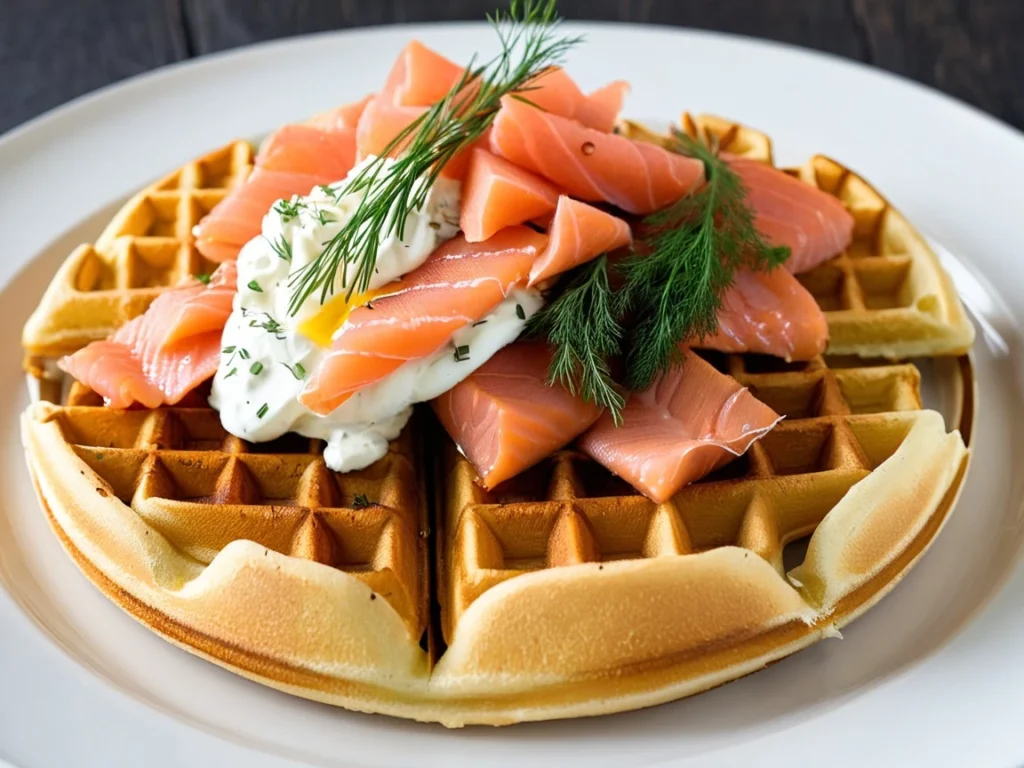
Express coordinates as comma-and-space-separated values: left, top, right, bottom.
210, 156, 541, 472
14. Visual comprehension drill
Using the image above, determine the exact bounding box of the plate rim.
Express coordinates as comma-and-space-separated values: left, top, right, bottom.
2, 20, 1024, 768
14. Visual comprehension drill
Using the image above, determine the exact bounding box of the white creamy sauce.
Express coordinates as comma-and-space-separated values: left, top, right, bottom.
209, 156, 541, 473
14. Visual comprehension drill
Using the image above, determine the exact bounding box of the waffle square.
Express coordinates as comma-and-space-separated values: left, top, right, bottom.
22, 141, 253, 370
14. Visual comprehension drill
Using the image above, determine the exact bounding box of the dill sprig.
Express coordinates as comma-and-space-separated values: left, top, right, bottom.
617, 128, 790, 391
527, 255, 625, 423
286, 0, 581, 315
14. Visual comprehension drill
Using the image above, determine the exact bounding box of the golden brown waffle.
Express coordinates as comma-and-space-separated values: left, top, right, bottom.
620, 114, 975, 359
19, 123, 973, 725
22, 141, 253, 373
790, 154, 974, 357
620, 114, 775, 163
439, 353, 927, 639
38, 380, 428, 640
22, 352, 970, 726
434, 353, 969, 704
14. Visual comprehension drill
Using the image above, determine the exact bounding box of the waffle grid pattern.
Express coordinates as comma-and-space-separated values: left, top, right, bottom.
52, 381, 427, 639
792, 157, 919, 314
623, 114, 973, 358
440, 353, 924, 642
22, 141, 253, 362
21, 126, 972, 699
685, 113, 972, 356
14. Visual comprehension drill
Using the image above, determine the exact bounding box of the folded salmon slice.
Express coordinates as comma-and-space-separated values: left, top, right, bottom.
382, 40, 465, 108
60, 262, 238, 408
355, 96, 424, 160
695, 268, 829, 361
521, 67, 586, 120
438, 131, 492, 183
194, 167, 325, 263
355, 41, 483, 179
255, 124, 357, 177
357, 52, 626, 179
574, 81, 630, 133
299, 226, 548, 415
433, 340, 603, 488
730, 156, 854, 274
490, 96, 703, 214
306, 95, 372, 131
460, 149, 560, 242
194, 97, 367, 263
522, 68, 628, 132
356, 97, 428, 160
578, 351, 781, 503
356, 40, 464, 160
529, 196, 632, 285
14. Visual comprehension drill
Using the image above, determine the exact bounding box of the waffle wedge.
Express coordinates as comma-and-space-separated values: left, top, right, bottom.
24, 382, 435, 717
620, 114, 976, 358
431, 353, 969, 718
22, 141, 253, 376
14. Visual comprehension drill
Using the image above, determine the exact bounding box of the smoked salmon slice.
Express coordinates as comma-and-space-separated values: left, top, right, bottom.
460, 148, 560, 242
433, 340, 603, 488
299, 227, 548, 415
306, 94, 372, 131
694, 268, 829, 361
255, 124, 357, 178
356, 51, 626, 178
490, 96, 704, 214
730, 156, 854, 274
574, 81, 630, 133
194, 97, 367, 263
356, 100, 486, 180
529, 196, 632, 286
60, 262, 238, 409
355, 41, 465, 162
356, 97, 491, 182
438, 131, 492, 183
521, 67, 587, 120
194, 167, 325, 263
355, 96, 424, 160
382, 40, 465, 108
522, 68, 628, 132
578, 351, 781, 503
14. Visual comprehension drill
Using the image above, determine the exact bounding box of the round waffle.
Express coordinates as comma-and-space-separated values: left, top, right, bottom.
20, 136, 974, 726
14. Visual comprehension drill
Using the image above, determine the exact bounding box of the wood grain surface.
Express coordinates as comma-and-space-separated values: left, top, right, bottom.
1, 0, 1021, 135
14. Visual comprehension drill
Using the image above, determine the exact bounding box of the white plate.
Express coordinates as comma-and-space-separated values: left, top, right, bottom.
1, 22, 1023, 768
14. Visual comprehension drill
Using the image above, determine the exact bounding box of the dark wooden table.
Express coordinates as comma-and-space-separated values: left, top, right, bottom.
2, 0, 1021, 136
